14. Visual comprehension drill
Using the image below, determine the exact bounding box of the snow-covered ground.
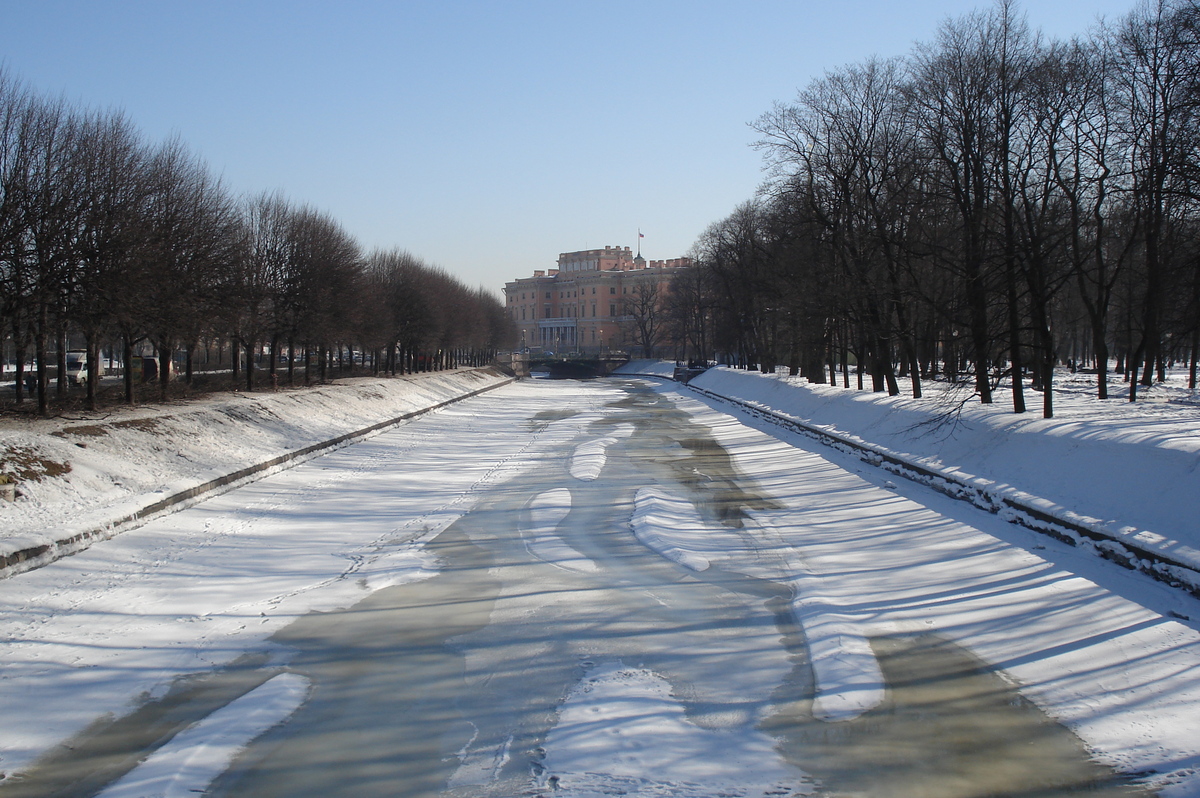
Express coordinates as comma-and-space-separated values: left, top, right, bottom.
0, 368, 1198, 796
0, 369, 509, 570
620, 360, 1200, 581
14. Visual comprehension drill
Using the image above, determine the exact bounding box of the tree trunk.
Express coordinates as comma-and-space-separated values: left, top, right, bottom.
1007, 271, 1026, 413
35, 312, 49, 416
158, 339, 172, 402
1189, 327, 1198, 391
231, 337, 240, 387
85, 333, 99, 411
56, 329, 68, 399
245, 340, 255, 392
123, 337, 135, 405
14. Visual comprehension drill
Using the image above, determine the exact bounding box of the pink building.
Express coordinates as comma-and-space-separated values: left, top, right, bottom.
504, 245, 692, 355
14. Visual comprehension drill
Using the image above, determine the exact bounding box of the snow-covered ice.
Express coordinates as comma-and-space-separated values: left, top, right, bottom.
1, 367, 1199, 796
628, 371, 1200, 795
568, 423, 634, 482
539, 662, 814, 797
95, 673, 310, 798
630, 488, 712, 572
522, 488, 600, 573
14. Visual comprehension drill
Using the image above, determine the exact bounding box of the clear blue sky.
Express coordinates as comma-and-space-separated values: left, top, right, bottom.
0, 0, 1134, 294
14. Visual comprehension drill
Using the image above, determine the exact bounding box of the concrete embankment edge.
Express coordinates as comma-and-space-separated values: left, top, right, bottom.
622, 371, 1200, 599
0, 374, 516, 580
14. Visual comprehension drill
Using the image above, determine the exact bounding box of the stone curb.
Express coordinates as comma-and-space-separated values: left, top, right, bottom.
0, 373, 515, 580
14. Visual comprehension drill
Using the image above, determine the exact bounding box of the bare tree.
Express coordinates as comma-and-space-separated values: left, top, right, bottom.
0, 68, 36, 404
17, 98, 88, 415
622, 279, 665, 357
234, 190, 290, 391
1109, 0, 1200, 399
908, 7, 1014, 404
141, 137, 239, 399
72, 109, 147, 409
665, 263, 717, 364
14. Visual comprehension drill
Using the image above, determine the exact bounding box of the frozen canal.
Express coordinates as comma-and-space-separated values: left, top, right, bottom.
1, 377, 1198, 797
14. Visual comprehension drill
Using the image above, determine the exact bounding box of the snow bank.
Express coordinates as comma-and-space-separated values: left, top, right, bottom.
618, 363, 1200, 585
630, 488, 712, 572
620, 359, 676, 378
569, 424, 634, 481
0, 369, 510, 573
691, 366, 1200, 549
522, 488, 600, 573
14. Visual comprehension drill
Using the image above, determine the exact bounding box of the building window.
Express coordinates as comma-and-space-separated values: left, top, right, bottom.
591, 287, 596, 294
546, 292, 551, 299
610, 287, 616, 295
591, 304, 596, 317
610, 304, 616, 316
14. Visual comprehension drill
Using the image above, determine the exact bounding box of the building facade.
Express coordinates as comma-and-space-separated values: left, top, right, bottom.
504, 245, 692, 355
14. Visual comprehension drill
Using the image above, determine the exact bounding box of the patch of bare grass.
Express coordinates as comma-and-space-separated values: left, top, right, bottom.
0, 445, 71, 483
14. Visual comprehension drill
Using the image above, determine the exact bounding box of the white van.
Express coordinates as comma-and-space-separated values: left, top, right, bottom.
64, 351, 104, 386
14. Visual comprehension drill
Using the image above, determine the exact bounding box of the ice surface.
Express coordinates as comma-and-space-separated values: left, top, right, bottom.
96, 673, 310, 798
540, 662, 814, 797
2, 370, 1200, 796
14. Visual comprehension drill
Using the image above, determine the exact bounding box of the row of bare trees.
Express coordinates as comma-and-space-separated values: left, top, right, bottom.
0, 69, 510, 414
671, 0, 1199, 416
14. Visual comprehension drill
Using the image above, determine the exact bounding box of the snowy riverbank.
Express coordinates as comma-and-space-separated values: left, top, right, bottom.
618, 360, 1200, 586
0, 369, 511, 572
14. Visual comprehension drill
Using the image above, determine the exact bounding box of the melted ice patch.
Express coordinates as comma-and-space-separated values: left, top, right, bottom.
522, 489, 600, 573
97, 672, 310, 798
540, 662, 813, 797
631, 488, 712, 572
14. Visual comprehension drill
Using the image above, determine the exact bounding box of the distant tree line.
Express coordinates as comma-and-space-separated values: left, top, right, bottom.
669, 0, 1200, 417
0, 68, 511, 414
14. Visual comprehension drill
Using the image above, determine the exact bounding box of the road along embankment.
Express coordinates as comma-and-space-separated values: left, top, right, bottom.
617, 361, 1200, 598
0, 369, 513, 578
